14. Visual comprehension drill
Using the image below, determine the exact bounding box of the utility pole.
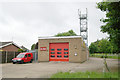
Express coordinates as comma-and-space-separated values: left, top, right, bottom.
78, 8, 88, 46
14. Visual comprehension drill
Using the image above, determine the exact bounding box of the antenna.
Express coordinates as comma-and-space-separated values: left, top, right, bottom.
78, 8, 88, 46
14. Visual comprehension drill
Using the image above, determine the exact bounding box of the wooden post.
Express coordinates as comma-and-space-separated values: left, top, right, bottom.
14, 51, 15, 58
35, 52, 36, 62
6, 51, 7, 63
0, 51, 2, 63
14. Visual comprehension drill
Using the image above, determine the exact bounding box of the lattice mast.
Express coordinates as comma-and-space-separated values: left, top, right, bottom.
78, 8, 88, 46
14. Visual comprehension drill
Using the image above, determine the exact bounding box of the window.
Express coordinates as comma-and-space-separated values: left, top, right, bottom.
64, 52, 68, 54
64, 48, 68, 51
51, 49, 55, 51
64, 55, 68, 58
51, 55, 55, 57
51, 52, 55, 54
57, 52, 61, 54
16, 54, 25, 58
57, 49, 61, 51
28, 54, 31, 57
57, 55, 62, 57
24, 54, 27, 58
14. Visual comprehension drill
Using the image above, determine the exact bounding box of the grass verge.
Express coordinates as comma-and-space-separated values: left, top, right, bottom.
90, 54, 120, 59
51, 71, 118, 78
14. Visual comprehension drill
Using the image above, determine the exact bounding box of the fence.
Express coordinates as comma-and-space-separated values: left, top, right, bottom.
0, 51, 20, 63
28, 49, 38, 62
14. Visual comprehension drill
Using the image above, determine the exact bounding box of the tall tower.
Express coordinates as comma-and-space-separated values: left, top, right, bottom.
78, 8, 88, 46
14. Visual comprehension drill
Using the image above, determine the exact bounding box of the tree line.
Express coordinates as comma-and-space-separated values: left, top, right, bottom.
89, 38, 118, 54
31, 30, 77, 50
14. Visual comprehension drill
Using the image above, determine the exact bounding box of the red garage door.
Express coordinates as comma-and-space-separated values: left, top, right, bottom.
49, 43, 69, 61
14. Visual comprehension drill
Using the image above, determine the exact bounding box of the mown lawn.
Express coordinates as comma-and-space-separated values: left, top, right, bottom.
90, 53, 120, 59
51, 71, 118, 78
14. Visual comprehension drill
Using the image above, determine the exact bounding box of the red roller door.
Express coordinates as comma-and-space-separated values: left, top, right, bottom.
49, 43, 69, 61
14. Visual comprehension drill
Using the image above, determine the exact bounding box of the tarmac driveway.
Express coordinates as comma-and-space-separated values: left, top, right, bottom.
1, 57, 118, 78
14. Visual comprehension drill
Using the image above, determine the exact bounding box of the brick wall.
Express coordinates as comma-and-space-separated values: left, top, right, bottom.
38, 37, 89, 63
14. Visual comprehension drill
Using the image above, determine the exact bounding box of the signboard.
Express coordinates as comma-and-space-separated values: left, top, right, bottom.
40, 47, 47, 51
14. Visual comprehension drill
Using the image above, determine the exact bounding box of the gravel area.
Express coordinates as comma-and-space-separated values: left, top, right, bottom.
1, 57, 118, 78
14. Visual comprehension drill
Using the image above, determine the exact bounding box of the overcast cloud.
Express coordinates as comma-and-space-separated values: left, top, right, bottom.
0, 0, 108, 49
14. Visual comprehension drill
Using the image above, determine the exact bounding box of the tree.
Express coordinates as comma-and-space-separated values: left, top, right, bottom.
97, 1, 120, 53
31, 42, 38, 50
98, 39, 112, 53
89, 43, 98, 54
35, 42, 38, 49
110, 40, 118, 53
89, 38, 117, 53
55, 30, 77, 36
18, 49, 25, 52
94, 40, 100, 52
31, 44, 36, 50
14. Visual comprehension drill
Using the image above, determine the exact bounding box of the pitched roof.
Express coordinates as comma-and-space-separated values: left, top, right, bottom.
0, 41, 21, 49
1, 42, 12, 46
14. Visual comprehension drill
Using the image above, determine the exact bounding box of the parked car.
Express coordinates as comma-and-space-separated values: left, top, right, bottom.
12, 52, 33, 64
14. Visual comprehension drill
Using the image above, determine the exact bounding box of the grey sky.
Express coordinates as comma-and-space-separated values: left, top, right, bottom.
0, 0, 108, 49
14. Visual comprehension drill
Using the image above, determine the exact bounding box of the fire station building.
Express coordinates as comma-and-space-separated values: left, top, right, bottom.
38, 36, 89, 63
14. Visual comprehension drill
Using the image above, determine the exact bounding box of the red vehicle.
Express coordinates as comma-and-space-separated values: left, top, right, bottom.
12, 52, 33, 64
